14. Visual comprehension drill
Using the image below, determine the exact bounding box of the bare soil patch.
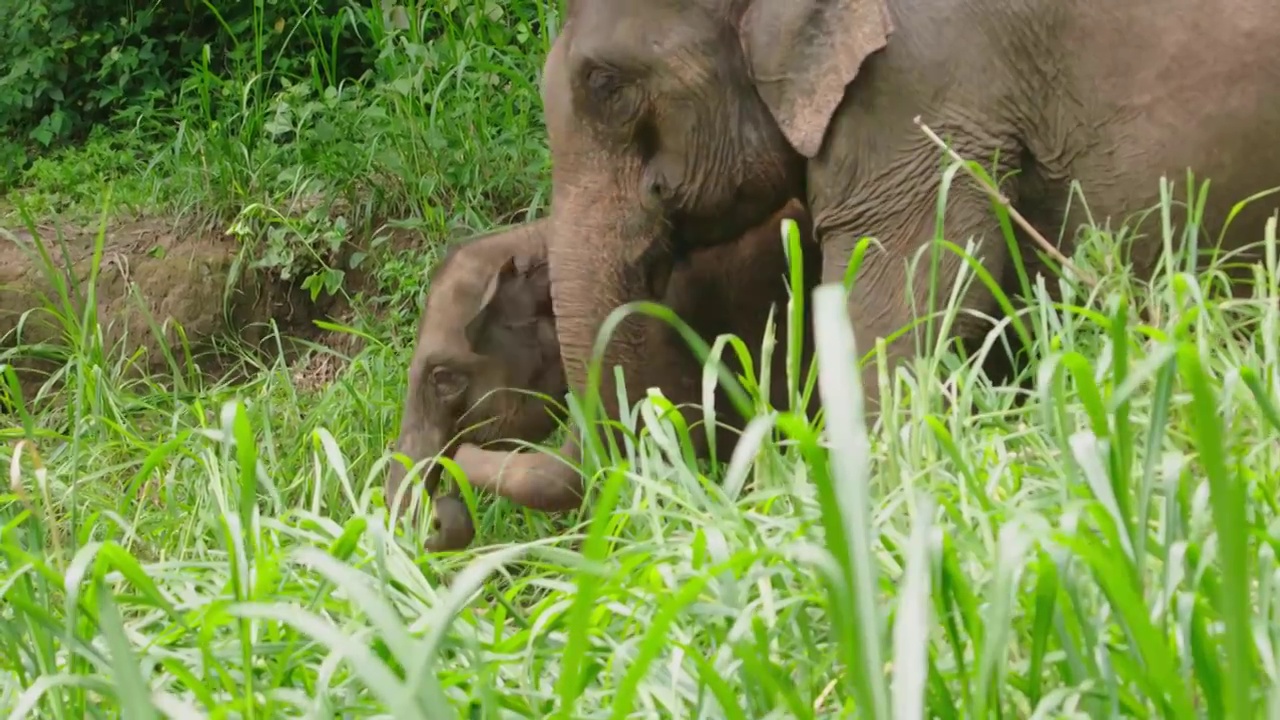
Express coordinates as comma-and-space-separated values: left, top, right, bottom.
0, 213, 378, 406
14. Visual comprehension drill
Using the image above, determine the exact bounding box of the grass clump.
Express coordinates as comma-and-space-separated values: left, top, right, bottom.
5, 165, 1280, 716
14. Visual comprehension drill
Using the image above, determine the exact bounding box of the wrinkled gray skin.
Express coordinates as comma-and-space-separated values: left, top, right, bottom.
457, 0, 1280, 503
391, 201, 818, 551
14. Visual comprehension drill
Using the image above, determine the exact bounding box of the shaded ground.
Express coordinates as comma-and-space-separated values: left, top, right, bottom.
0, 212, 405, 407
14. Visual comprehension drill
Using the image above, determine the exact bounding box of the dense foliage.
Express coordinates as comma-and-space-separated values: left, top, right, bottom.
1, 0, 557, 220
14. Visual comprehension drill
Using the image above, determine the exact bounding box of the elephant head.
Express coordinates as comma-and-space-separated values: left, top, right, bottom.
387, 220, 565, 552
539, 0, 890, 420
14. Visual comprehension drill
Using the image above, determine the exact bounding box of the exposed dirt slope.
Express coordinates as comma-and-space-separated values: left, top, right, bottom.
1, 215, 344, 405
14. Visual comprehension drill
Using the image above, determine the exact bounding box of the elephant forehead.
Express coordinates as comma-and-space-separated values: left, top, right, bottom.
423, 260, 487, 333
571, 3, 708, 60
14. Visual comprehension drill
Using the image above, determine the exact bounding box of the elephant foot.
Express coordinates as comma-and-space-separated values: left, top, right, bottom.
423, 493, 476, 553
454, 441, 585, 514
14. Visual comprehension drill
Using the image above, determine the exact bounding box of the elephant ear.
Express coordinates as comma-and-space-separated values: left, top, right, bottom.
520, 255, 555, 319
464, 255, 555, 352
464, 256, 519, 350
740, 0, 893, 158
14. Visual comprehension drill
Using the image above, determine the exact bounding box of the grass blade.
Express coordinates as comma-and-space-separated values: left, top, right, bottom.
809, 283, 888, 719
891, 495, 934, 720
1177, 343, 1255, 715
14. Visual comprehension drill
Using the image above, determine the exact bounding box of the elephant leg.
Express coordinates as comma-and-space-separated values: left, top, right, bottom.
454, 437, 585, 513
820, 238, 916, 418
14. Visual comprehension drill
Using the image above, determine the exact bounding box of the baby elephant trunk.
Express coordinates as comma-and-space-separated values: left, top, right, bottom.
387, 389, 475, 552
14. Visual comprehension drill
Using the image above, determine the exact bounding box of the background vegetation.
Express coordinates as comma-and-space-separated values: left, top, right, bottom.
4, 0, 1280, 717
2, 0, 555, 315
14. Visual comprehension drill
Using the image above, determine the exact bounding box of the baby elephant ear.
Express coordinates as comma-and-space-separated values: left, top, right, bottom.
521, 256, 555, 318
740, 0, 893, 158
465, 256, 519, 349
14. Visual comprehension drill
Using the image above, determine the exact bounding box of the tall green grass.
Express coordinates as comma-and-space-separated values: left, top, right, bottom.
4, 166, 1280, 716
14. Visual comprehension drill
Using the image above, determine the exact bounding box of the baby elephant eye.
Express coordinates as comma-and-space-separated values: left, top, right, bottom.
585, 65, 623, 101
430, 366, 468, 401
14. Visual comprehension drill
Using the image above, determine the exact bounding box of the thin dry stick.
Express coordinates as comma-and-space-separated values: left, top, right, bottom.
914, 116, 1098, 289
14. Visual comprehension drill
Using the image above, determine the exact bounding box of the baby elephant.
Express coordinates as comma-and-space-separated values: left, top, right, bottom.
388, 200, 818, 552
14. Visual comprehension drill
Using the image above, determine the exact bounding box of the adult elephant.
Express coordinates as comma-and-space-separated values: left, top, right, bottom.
456, 0, 1280, 500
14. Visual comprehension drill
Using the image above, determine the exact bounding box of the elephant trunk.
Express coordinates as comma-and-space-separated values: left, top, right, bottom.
546, 166, 681, 427
386, 428, 443, 517
387, 369, 474, 551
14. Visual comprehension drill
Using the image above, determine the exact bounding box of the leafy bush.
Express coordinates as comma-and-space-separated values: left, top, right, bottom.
0, 0, 372, 150
0, 0, 555, 186
0, 0, 184, 151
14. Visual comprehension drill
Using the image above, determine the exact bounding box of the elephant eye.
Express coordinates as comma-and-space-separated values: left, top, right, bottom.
430, 366, 468, 402
574, 60, 645, 130
585, 64, 624, 102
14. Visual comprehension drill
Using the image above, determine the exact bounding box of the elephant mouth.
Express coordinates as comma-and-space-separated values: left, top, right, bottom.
669, 202, 778, 249
665, 179, 795, 249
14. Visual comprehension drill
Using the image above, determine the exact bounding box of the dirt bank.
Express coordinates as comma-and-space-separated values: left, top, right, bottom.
0, 214, 356, 408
